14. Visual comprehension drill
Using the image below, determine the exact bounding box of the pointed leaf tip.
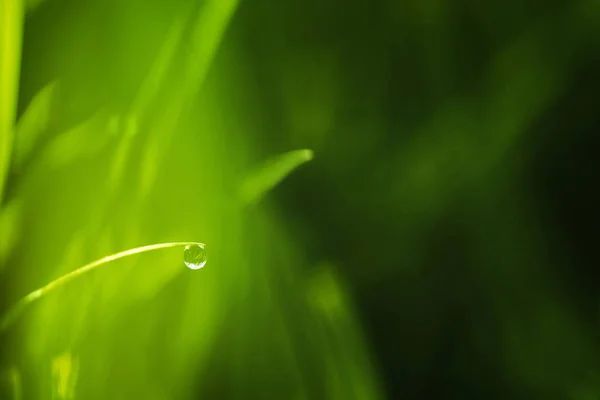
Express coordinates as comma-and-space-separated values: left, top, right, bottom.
240, 148, 314, 205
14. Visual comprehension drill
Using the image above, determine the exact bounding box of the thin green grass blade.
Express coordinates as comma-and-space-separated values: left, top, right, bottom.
240, 149, 314, 205
0, 0, 23, 204
12, 81, 57, 170
0, 241, 206, 332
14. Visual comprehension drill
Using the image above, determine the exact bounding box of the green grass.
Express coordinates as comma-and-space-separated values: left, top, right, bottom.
0, 241, 206, 332
1, 138, 315, 333
0, 3, 333, 395
0, 0, 23, 204
240, 149, 314, 205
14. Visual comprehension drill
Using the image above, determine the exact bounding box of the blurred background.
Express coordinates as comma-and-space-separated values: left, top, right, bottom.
1, 0, 599, 398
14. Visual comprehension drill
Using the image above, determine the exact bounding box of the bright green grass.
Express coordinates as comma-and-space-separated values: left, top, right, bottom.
0, 1, 386, 399
0, 241, 205, 331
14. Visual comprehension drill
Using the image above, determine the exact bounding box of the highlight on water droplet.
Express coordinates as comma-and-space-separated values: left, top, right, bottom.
183, 244, 207, 270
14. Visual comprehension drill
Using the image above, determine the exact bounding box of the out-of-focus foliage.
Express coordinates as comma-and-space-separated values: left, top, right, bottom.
12, 81, 57, 171
0, 0, 377, 399
240, 149, 314, 205
1, 0, 599, 399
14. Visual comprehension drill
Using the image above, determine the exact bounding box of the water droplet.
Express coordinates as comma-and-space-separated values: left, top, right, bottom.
183, 244, 207, 270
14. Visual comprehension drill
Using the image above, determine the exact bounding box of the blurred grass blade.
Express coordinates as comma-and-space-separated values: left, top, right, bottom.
307, 263, 384, 399
143, 0, 240, 140
52, 352, 79, 400
130, 17, 186, 120
0, 241, 205, 332
185, 0, 239, 98
8, 368, 21, 400
240, 149, 314, 205
135, 0, 241, 196
0, 198, 21, 268
39, 112, 117, 168
0, 0, 23, 204
107, 115, 138, 193
111, 16, 186, 194
12, 81, 57, 170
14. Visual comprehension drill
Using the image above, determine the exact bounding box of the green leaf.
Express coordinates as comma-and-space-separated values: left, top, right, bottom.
185, 0, 240, 98
51, 352, 79, 400
42, 112, 117, 167
0, 198, 22, 269
0, 241, 205, 332
0, 0, 24, 204
240, 149, 314, 205
38, 112, 117, 169
130, 16, 186, 120
12, 81, 58, 170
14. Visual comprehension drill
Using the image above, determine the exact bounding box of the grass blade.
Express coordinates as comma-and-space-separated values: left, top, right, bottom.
136, 0, 241, 196
39, 112, 116, 168
12, 81, 57, 170
185, 0, 240, 98
240, 149, 314, 205
0, 241, 206, 332
0, 0, 23, 204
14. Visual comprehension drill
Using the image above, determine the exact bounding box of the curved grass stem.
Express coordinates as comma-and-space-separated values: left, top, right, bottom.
0, 241, 205, 332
